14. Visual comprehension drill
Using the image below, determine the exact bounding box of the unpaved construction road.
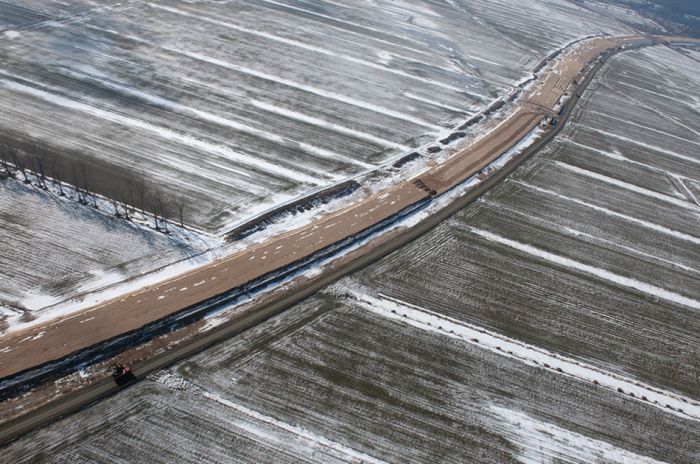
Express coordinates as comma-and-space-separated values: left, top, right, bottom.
0, 34, 671, 384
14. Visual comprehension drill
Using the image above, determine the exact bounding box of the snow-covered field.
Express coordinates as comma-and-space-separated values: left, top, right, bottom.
3, 295, 698, 463
0, 179, 200, 329
359, 45, 700, 398
578, 1, 667, 32
0, 0, 631, 232
0, 1, 635, 322
4, 42, 700, 463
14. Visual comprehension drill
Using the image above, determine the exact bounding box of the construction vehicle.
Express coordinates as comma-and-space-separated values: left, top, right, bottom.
111, 363, 137, 387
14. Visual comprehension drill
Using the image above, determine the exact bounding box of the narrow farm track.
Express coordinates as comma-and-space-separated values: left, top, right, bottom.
0, 35, 658, 382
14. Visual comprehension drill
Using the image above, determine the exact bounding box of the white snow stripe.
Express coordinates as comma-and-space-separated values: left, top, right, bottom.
149, 3, 467, 93
517, 181, 700, 246
63, 70, 362, 172
83, 23, 442, 131
404, 92, 473, 113
554, 161, 697, 209
561, 139, 694, 180
168, 47, 442, 131
0, 76, 322, 185
556, 225, 700, 275
347, 290, 700, 420
468, 226, 700, 310
172, 48, 443, 131
252, 99, 408, 152
296, 142, 375, 169
566, 224, 700, 274
256, 0, 432, 52
585, 126, 700, 166
482, 198, 700, 276
201, 391, 389, 464
491, 406, 668, 464
586, 109, 700, 147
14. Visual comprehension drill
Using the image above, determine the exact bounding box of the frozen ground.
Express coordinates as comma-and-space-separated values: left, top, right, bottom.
576, 1, 667, 32
0, 0, 635, 322
0, 0, 632, 232
3, 296, 698, 463
4, 43, 700, 462
0, 179, 198, 330
359, 45, 700, 398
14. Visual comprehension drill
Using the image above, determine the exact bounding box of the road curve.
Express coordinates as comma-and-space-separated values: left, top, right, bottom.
0, 34, 666, 383
4, 34, 699, 446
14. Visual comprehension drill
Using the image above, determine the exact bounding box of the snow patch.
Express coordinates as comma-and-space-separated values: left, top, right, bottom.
468, 227, 700, 310
339, 287, 700, 421
200, 390, 388, 463
491, 405, 667, 464
516, 182, 700, 246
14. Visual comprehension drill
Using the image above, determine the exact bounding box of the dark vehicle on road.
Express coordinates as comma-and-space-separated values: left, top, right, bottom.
111, 364, 137, 387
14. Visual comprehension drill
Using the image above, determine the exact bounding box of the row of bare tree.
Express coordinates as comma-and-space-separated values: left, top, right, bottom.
0, 140, 189, 232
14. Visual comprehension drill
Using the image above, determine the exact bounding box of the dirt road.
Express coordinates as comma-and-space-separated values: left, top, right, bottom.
0, 35, 650, 381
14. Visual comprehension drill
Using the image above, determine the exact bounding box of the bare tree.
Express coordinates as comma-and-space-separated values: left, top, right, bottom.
50, 157, 65, 196
151, 196, 163, 230
118, 195, 131, 220
120, 177, 135, 220
34, 155, 48, 189
174, 195, 188, 228
110, 196, 121, 217
71, 161, 86, 204
133, 178, 148, 214
107, 181, 131, 219
12, 150, 30, 184
151, 194, 172, 233
74, 161, 97, 207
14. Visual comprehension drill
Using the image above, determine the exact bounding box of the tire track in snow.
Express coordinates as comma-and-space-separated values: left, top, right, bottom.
344, 289, 700, 421
82, 24, 444, 132
254, 0, 434, 53
560, 138, 697, 182
608, 84, 700, 138
585, 109, 700, 148
251, 99, 407, 155
61, 69, 371, 171
479, 197, 700, 276
404, 92, 471, 113
173, 48, 442, 131
467, 226, 700, 310
676, 177, 700, 207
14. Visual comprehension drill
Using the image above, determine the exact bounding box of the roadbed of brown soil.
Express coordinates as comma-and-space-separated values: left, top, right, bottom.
0, 35, 651, 385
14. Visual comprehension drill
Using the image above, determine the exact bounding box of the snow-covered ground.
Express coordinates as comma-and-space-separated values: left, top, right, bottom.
4, 40, 700, 463
0, 0, 631, 233
4, 295, 698, 463
0, 0, 636, 324
359, 44, 700, 398
0, 179, 203, 327
579, 0, 668, 32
